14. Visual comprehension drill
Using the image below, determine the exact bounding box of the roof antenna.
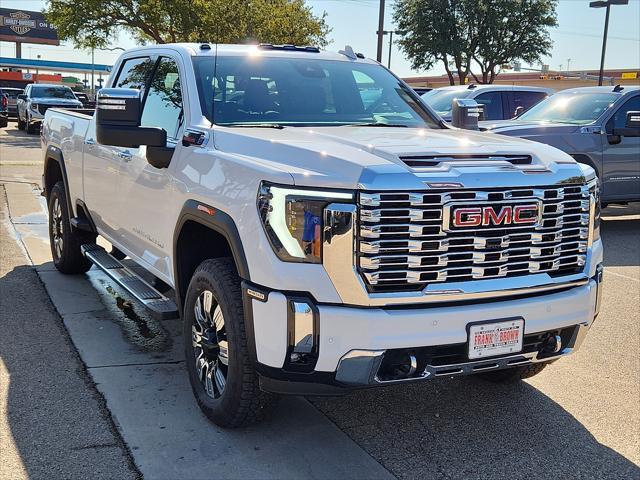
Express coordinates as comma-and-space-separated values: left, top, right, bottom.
339, 45, 357, 60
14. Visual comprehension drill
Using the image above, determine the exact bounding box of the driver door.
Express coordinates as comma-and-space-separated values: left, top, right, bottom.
603, 94, 640, 201
116, 56, 185, 282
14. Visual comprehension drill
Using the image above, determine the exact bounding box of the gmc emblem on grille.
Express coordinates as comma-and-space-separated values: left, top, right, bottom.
446, 202, 541, 230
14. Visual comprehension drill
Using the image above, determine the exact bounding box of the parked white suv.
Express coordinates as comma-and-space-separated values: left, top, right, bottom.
423, 84, 553, 121
41, 44, 603, 428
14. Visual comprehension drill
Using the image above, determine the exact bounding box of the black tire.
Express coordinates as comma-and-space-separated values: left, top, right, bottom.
48, 181, 96, 274
26, 116, 38, 134
17, 114, 25, 130
183, 258, 278, 428
477, 363, 547, 384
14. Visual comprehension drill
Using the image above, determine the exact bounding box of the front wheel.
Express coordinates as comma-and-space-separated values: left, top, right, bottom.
26, 115, 38, 134
17, 113, 26, 130
183, 258, 278, 428
477, 362, 547, 383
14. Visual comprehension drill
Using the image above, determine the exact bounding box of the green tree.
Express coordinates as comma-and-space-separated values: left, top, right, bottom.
45, 0, 330, 50
471, 0, 557, 84
394, 0, 476, 85
393, 0, 557, 85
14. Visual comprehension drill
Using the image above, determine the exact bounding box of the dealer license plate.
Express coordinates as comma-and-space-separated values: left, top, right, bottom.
468, 319, 524, 360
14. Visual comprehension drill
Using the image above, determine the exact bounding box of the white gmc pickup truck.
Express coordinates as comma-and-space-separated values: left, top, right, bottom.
42, 43, 603, 428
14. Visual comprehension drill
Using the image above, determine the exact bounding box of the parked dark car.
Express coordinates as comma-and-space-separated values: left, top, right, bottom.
482, 85, 640, 205
74, 92, 96, 109
0, 94, 8, 128
0, 87, 24, 118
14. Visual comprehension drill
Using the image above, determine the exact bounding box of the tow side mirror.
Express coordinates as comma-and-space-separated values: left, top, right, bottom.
451, 98, 484, 130
96, 88, 166, 148
611, 110, 640, 138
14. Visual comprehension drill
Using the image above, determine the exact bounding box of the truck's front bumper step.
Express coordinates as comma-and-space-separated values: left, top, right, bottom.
81, 243, 179, 320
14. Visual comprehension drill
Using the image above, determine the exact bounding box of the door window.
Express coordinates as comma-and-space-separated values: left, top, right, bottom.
113, 57, 155, 92
475, 91, 504, 120
609, 95, 640, 130
140, 57, 184, 142
511, 91, 548, 117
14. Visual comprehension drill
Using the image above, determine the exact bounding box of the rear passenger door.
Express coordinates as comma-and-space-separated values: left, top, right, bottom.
83, 56, 156, 241
508, 91, 549, 118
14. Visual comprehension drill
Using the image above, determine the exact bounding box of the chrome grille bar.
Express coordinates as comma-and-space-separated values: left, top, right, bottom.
357, 186, 590, 291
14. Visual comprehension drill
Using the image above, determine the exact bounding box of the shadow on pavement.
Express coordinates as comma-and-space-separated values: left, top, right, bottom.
601, 202, 640, 268
0, 123, 40, 148
0, 264, 138, 479
310, 376, 640, 480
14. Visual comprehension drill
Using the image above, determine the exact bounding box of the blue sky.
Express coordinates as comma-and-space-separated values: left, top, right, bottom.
1, 0, 639, 78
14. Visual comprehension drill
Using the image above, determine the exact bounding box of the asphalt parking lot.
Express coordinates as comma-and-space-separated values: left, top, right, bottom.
1, 122, 639, 479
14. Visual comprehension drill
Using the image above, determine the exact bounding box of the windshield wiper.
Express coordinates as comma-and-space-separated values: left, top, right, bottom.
224, 123, 286, 129
347, 122, 409, 128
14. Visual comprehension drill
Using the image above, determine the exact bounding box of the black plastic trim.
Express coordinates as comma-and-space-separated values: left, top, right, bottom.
173, 200, 250, 314
43, 145, 73, 214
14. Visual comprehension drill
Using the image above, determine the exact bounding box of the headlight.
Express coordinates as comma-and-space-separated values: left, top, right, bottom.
587, 177, 600, 245
257, 182, 353, 263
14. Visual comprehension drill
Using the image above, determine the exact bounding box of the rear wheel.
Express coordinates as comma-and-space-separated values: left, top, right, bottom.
477, 363, 547, 383
183, 258, 278, 428
48, 181, 96, 274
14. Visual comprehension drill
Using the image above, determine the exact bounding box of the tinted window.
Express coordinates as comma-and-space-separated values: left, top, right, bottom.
30, 86, 77, 99
519, 92, 618, 124
610, 95, 640, 129
193, 56, 439, 128
0, 89, 23, 99
113, 57, 155, 92
512, 91, 548, 117
140, 57, 183, 141
474, 91, 504, 120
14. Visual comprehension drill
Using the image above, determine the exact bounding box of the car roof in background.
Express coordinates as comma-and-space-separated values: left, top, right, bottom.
555, 85, 640, 95
0, 87, 23, 91
29, 83, 74, 89
427, 84, 554, 93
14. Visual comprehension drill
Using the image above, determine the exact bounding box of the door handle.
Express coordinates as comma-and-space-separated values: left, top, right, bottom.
118, 151, 133, 162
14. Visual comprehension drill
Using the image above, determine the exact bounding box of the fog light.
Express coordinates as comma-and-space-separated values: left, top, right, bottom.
286, 300, 318, 370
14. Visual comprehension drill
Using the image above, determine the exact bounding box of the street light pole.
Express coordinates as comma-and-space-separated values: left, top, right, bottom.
376, 0, 385, 62
388, 31, 393, 68
590, 0, 629, 86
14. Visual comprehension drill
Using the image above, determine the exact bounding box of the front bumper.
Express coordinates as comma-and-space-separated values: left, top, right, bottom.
247, 267, 603, 395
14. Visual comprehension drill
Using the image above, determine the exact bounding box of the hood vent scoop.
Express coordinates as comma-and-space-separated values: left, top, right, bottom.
400, 154, 532, 169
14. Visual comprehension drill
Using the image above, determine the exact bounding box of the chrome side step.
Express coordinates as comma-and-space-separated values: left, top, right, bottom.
81, 243, 179, 320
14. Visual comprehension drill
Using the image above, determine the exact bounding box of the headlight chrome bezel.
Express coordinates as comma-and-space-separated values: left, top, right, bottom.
257, 182, 354, 264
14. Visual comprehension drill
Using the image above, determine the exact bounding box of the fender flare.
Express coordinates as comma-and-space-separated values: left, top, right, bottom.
173, 200, 251, 310
43, 145, 74, 214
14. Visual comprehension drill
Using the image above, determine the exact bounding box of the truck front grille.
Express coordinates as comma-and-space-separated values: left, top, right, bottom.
357, 185, 590, 292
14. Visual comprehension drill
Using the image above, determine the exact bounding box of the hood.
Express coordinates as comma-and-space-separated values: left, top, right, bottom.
480, 120, 582, 136
213, 125, 583, 190
31, 97, 83, 105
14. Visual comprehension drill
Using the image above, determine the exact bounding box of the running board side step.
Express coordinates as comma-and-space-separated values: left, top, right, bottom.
81, 243, 179, 320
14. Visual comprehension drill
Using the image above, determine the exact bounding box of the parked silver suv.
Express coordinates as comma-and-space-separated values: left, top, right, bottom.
423, 84, 553, 121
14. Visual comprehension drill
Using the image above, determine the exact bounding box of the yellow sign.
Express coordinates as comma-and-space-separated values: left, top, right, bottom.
621, 72, 638, 79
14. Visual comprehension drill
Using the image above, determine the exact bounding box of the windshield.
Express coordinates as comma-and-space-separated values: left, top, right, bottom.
518, 92, 619, 124
192, 56, 440, 128
31, 86, 77, 100
421, 89, 467, 115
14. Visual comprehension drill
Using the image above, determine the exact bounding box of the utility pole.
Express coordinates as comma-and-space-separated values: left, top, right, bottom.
567, 58, 571, 72
35, 54, 41, 83
376, 0, 385, 62
590, 0, 629, 86
91, 47, 95, 97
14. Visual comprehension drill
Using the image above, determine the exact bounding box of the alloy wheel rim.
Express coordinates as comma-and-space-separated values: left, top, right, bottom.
51, 197, 63, 259
192, 290, 228, 399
